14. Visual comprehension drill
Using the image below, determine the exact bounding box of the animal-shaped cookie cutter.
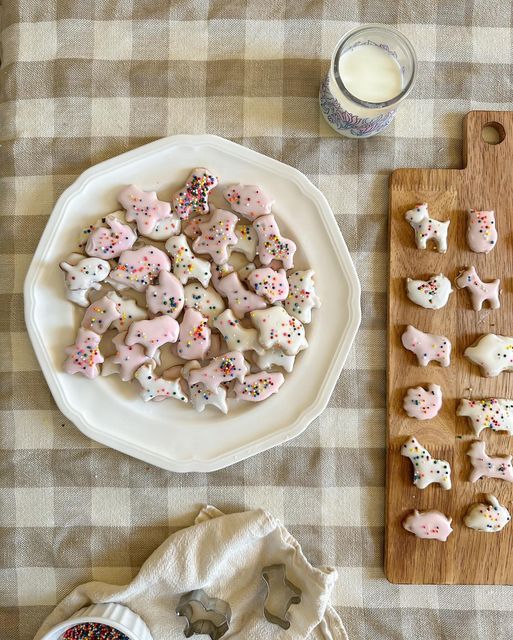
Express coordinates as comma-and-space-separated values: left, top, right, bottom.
176, 589, 231, 640
261, 564, 302, 630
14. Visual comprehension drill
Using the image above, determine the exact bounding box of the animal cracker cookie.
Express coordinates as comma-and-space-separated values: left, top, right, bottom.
176, 308, 211, 360
182, 362, 228, 414
85, 214, 137, 259
464, 495, 511, 532
253, 214, 296, 269
237, 262, 256, 282
111, 331, 152, 381
126, 315, 179, 358
183, 283, 225, 326
467, 208, 497, 253
109, 246, 171, 292
165, 234, 211, 287
144, 216, 181, 241
118, 185, 172, 235
173, 168, 218, 220
255, 348, 295, 373
405, 203, 449, 253
78, 210, 126, 250
250, 307, 308, 356
60, 256, 110, 307
284, 270, 320, 323
247, 267, 289, 304
214, 309, 265, 355
402, 510, 453, 541
455, 266, 500, 311
134, 362, 187, 403
406, 274, 453, 309
467, 441, 513, 483
232, 224, 257, 261
188, 351, 249, 392
81, 295, 120, 335
234, 371, 285, 402
107, 291, 148, 331
192, 209, 238, 265
146, 270, 184, 318
457, 398, 513, 436
64, 328, 103, 379
464, 333, 513, 377
400, 436, 451, 490
401, 325, 451, 367
212, 271, 267, 319
403, 384, 442, 420
183, 215, 203, 239
223, 184, 274, 221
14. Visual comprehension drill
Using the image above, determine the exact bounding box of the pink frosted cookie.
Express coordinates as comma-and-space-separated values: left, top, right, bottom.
173, 168, 218, 220
109, 245, 171, 292
85, 214, 137, 259
134, 362, 187, 403
165, 234, 211, 287
145, 270, 184, 319
247, 267, 289, 304
125, 315, 179, 358
60, 256, 110, 307
214, 309, 265, 355
467, 440, 513, 483
118, 185, 172, 235
232, 224, 257, 261
212, 271, 267, 319
223, 184, 274, 221
234, 371, 285, 402
64, 328, 103, 379
253, 214, 296, 269
192, 209, 238, 265
78, 211, 126, 250
183, 283, 225, 326
176, 308, 211, 360
81, 295, 121, 335
111, 331, 151, 381
107, 292, 148, 331
455, 266, 500, 311
467, 208, 497, 253
183, 215, 204, 239
402, 510, 453, 541
188, 351, 249, 392
401, 325, 451, 367
250, 307, 308, 356
284, 270, 320, 324
403, 384, 442, 420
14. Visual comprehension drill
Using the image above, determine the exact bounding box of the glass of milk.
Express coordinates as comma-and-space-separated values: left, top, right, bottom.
320, 25, 417, 138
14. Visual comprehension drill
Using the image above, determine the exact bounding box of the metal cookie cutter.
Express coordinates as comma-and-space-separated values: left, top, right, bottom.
262, 564, 302, 630
176, 589, 231, 640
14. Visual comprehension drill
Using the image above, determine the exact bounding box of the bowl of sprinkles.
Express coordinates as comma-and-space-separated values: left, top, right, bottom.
61, 623, 130, 639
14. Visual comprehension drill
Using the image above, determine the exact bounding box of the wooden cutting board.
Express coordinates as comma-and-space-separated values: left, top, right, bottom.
386, 111, 513, 584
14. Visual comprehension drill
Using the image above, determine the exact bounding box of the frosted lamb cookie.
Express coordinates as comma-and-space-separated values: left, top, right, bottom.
401, 436, 451, 490
183, 283, 225, 326
284, 270, 321, 323
223, 184, 274, 221
234, 371, 285, 402
134, 362, 187, 403
255, 348, 295, 373
250, 307, 308, 356
402, 510, 453, 541
64, 328, 103, 379
176, 308, 211, 360
81, 295, 120, 334
406, 274, 453, 309
464, 495, 510, 532
173, 168, 218, 220
60, 256, 110, 307
109, 246, 171, 292
188, 351, 249, 392
182, 361, 228, 414
455, 266, 500, 311
405, 203, 449, 253
464, 333, 513, 377
85, 213, 137, 259
125, 315, 179, 358
145, 270, 184, 318
401, 325, 451, 367
111, 331, 152, 381
165, 234, 211, 287
118, 185, 172, 235
467, 208, 497, 253
213, 271, 267, 319
214, 309, 265, 355
192, 209, 238, 265
231, 224, 257, 261
467, 441, 513, 483
403, 384, 442, 420
247, 267, 289, 304
107, 292, 148, 331
457, 398, 513, 436
253, 214, 296, 269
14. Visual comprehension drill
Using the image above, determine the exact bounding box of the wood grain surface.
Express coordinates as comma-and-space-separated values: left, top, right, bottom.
386, 111, 513, 584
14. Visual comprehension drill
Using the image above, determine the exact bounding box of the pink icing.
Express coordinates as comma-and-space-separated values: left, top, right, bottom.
467, 440, 513, 483
109, 246, 171, 292
212, 271, 267, 319
234, 371, 285, 402
118, 185, 172, 234
63, 328, 103, 379
223, 184, 274, 221
401, 325, 451, 367
85, 214, 137, 259
176, 308, 211, 360
403, 384, 442, 420
247, 267, 289, 303
402, 510, 453, 541
188, 351, 249, 392
145, 270, 184, 318
455, 266, 500, 311
192, 209, 238, 265
253, 214, 296, 269
125, 315, 179, 357
467, 208, 497, 253
81, 295, 121, 335
111, 331, 151, 381
173, 168, 218, 220
183, 215, 204, 239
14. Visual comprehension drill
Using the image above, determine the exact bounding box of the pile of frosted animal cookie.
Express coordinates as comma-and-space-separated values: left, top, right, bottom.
60, 169, 321, 414
400, 203, 512, 541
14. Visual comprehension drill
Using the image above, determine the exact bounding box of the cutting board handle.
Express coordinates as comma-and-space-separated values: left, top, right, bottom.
463, 110, 513, 174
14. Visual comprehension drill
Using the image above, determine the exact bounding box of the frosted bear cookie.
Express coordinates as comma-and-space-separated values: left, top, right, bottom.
125, 315, 179, 358
111, 331, 152, 381
406, 274, 453, 309
64, 328, 103, 379
165, 234, 211, 287
400, 436, 451, 490
145, 270, 184, 318
234, 371, 285, 402
405, 203, 449, 253
464, 333, 513, 377
403, 384, 442, 420
214, 309, 265, 355
192, 209, 238, 265
118, 185, 172, 235
467, 441, 513, 483
402, 510, 453, 541
464, 495, 510, 532
467, 208, 497, 253
250, 307, 308, 356
455, 266, 500, 311
81, 295, 120, 335
253, 214, 296, 269
284, 270, 321, 323
212, 271, 267, 319
183, 283, 225, 326
134, 362, 187, 403
401, 325, 451, 367
107, 291, 148, 331
60, 256, 110, 307
85, 213, 137, 259
176, 308, 211, 360
223, 184, 274, 221
109, 245, 171, 292
255, 348, 295, 373
247, 267, 289, 304
188, 351, 249, 392
173, 168, 218, 220
182, 361, 228, 414
231, 224, 257, 261
457, 398, 513, 436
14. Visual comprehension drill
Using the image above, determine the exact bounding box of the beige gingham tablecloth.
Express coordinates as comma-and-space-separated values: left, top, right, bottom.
1, 1, 513, 638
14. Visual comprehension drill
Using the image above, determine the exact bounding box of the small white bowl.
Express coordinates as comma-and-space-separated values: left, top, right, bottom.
39, 603, 153, 640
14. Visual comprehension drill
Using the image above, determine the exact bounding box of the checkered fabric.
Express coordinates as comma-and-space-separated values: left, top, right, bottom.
1, 1, 513, 638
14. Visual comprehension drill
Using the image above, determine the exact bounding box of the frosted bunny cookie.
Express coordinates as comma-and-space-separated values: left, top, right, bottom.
401, 325, 451, 367
134, 362, 188, 403
467, 208, 497, 253
464, 495, 510, 532
403, 384, 442, 420
455, 266, 500, 311
405, 203, 449, 253
255, 348, 295, 373
109, 245, 171, 292
467, 441, 513, 483
234, 371, 285, 402
457, 398, 513, 436
247, 267, 289, 304
406, 274, 453, 309
145, 270, 184, 318
111, 330, 152, 381
81, 294, 121, 335
402, 510, 453, 541
182, 361, 228, 414
192, 209, 238, 265
250, 307, 308, 356
223, 184, 274, 221
118, 185, 172, 235
85, 214, 137, 259
212, 271, 267, 319
464, 333, 513, 377
107, 291, 148, 331
214, 309, 265, 355
183, 283, 225, 326
60, 256, 110, 307
64, 328, 103, 378
125, 315, 179, 358
173, 168, 218, 220
165, 234, 211, 287
231, 224, 257, 261
176, 308, 211, 360
253, 214, 296, 269
188, 351, 249, 392
400, 436, 451, 490
284, 270, 321, 323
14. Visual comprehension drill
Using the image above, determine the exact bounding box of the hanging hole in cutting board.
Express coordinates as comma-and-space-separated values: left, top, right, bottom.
481, 122, 505, 145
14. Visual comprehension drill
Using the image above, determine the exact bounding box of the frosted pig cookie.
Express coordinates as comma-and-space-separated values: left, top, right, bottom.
223, 184, 274, 221
284, 270, 321, 323
188, 351, 249, 392
406, 274, 452, 309
467, 441, 513, 483
253, 214, 296, 269
455, 266, 500, 311
109, 245, 171, 292
134, 362, 187, 403
401, 436, 451, 490
464, 333, 513, 377
118, 185, 172, 235
401, 325, 451, 367
403, 384, 442, 420
107, 292, 147, 331
145, 270, 184, 318
464, 495, 510, 532
81, 295, 121, 334
250, 306, 308, 356
457, 398, 513, 436
173, 168, 218, 220
192, 209, 238, 265
176, 308, 211, 360
165, 234, 211, 287
234, 371, 285, 402
64, 328, 103, 379
405, 203, 449, 253
213, 271, 267, 319
85, 214, 137, 259
247, 267, 289, 304
402, 510, 453, 541
60, 256, 110, 307
467, 208, 497, 253
125, 315, 179, 358
183, 283, 225, 326
214, 309, 265, 355
111, 331, 152, 381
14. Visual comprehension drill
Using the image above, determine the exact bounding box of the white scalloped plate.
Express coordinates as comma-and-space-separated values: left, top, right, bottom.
24, 135, 360, 472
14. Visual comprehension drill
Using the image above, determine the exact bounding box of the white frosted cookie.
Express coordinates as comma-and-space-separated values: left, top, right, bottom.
406, 274, 453, 309
401, 325, 451, 367
400, 436, 451, 490
231, 224, 258, 260
60, 256, 110, 307
405, 203, 449, 253
250, 306, 308, 356
234, 371, 284, 402
255, 348, 296, 373
134, 362, 188, 403
107, 291, 148, 332
464, 495, 510, 532
165, 234, 211, 287
214, 309, 264, 355
457, 398, 513, 436
182, 361, 228, 414
464, 333, 513, 377
184, 283, 225, 326
143, 215, 181, 241
284, 269, 321, 323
